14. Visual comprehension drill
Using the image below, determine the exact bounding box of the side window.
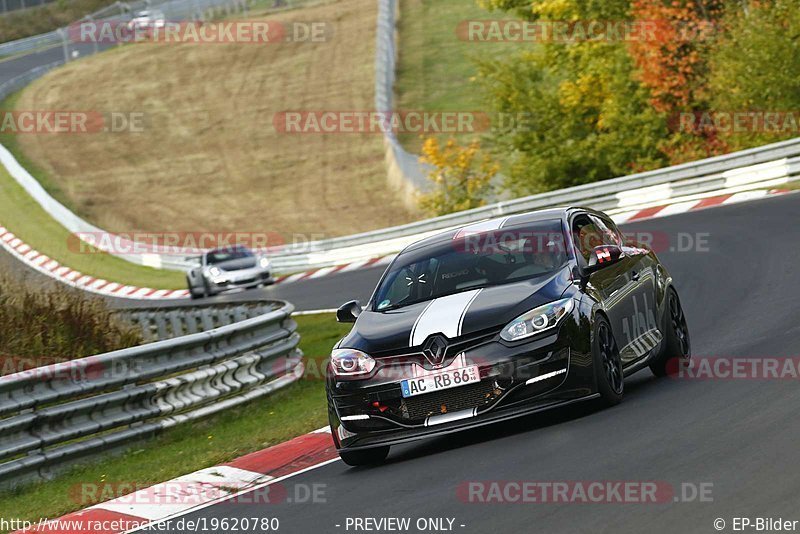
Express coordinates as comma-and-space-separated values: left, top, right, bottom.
572, 214, 619, 264
572, 215, 600, 263
590, 215, 622, 247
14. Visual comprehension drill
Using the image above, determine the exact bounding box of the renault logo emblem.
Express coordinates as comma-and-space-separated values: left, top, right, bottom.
423, 335, 448, 366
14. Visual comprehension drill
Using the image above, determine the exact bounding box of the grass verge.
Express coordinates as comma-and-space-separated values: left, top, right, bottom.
0, 88, 184, 289
8, 0, 417, 239
0, 161, 185, 289
780, 180, 800, 191
395, 0, 516, 154
0, 312, 348, 528
0, 0, 116, 44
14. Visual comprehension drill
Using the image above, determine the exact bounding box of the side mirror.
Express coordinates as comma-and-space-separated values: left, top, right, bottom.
586, 245, 623, 273
336, 300, 363, 323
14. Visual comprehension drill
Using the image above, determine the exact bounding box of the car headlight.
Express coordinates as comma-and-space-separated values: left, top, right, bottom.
259, 257, 270, 269
331, 349, 376, 377
208, 266, 222, 277
500, 298, 574, 342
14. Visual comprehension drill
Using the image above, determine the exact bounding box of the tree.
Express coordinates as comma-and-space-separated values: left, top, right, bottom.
628, 0, 724, 114
417, 137, 498, 216
476, 0, 668, 196
628, 0, 727, 163
708, 0, 800, 150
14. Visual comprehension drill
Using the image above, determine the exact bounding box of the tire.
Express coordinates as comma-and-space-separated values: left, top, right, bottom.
188, 277, 203, 300
593, 315, 623, 406
650, 287, 691, 377
339, 446, 390, 467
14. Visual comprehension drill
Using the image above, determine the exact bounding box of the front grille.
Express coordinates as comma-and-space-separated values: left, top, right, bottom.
372, 328, 499, 361
402, 380, 498, 420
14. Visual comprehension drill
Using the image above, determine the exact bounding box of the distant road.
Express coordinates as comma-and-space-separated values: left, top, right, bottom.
0, 42, 114, 85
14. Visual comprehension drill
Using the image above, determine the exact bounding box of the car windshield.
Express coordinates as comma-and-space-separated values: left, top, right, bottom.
206, 247, 253, 264
374, 219, 570, 311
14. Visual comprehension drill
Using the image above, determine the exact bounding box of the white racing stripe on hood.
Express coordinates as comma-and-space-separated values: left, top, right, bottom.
409, 289, 483, 347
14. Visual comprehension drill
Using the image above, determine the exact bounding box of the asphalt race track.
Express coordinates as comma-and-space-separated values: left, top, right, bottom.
0, 42, 113, 85
111, 192, 797, 534
116, 263, 386, 311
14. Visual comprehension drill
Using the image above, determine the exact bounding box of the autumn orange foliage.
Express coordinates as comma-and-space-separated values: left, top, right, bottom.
628, 1, 730, 162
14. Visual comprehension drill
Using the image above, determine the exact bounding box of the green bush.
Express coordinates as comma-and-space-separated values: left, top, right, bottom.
708, 0, 800, 151
0, 0, 116, 44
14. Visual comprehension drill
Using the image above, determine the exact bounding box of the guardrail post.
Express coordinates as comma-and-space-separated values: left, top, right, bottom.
86, 15, 98, 55
200, 309, 214, 331
57, 28, 69, 64
168, 311, 184, 337
155, 315, 168, 339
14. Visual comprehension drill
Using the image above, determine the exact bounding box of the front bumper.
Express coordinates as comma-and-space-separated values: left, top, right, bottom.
327, 318, 596, 451
207, 267, 273, 294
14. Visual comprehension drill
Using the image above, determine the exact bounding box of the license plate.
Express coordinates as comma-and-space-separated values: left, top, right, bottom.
401, 366, 480, 398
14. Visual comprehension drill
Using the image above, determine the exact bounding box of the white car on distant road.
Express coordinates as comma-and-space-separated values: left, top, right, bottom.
127, 10, 167, 32
186, 245, 274, 299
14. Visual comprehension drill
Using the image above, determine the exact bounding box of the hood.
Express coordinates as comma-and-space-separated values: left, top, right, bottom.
210, 256, 257, 272
338, 267, 575, 354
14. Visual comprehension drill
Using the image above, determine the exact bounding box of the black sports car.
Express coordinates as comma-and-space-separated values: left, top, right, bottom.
326, 207, 691, 466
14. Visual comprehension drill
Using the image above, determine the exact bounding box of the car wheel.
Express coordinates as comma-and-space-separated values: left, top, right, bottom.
650, 287, 691, 377
188, 277, 203, 300
339, 446, 390, 467
593, 316, 623, 405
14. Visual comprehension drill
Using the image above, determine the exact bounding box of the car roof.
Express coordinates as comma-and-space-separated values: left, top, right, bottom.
205, 245, 252, 255
402, 206, 591, 254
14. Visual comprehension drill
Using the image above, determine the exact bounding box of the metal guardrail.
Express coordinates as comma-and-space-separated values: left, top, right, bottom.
374, 0, 430, 199
0, 30, 60, 58
0, 299, 303, 490
280, 139, 800, 251
118, 300, 278, 339
263, 146, 800, 271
